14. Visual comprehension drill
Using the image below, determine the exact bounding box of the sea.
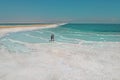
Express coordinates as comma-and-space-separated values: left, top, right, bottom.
0, 23, 120, 52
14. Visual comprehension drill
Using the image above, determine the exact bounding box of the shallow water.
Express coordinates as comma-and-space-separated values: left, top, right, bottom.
0, 23, 120, 52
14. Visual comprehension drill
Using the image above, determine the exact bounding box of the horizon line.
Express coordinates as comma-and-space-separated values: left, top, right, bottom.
0, 22, 120, 24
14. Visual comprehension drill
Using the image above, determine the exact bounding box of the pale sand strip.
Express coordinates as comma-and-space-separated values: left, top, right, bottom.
0, 24, 55, 28
0, 24, 58, 37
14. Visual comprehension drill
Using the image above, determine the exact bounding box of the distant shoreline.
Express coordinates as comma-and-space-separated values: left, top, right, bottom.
0, 24, 60, 38
0, 24, 56, 28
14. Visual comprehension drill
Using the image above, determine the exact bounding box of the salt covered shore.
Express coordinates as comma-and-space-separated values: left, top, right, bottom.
0, 42, 120, 80
0, 23, 120, 80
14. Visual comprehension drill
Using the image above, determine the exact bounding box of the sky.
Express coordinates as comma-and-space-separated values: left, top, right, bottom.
0, 0, 120, 23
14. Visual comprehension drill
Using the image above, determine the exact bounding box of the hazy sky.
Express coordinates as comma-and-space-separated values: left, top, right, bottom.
0, 0, 120, 23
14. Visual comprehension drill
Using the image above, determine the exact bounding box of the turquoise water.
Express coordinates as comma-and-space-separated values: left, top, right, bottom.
0, 23, 120, 52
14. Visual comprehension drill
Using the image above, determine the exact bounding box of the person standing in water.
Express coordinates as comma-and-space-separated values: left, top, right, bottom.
50, 34, 54, 42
